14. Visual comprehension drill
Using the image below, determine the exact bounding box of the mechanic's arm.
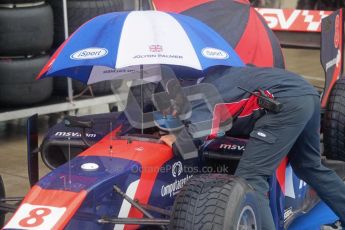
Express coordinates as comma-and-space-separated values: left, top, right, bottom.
160, 128, 203, 159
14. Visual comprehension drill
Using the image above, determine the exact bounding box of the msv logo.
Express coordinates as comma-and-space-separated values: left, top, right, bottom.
70, 48, 108, 60
202, 47, 229, 60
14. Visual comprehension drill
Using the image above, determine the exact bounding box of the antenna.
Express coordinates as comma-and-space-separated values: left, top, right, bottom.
109, 121, 113, 157
68, 136, 71, 189
139, 0, 143, 10
140, 65, 144, 134
61, 175, 66, 190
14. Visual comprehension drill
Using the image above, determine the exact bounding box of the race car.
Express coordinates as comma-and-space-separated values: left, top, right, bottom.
1, 2, 345, 230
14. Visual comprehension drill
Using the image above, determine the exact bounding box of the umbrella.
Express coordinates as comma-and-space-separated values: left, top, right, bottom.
36, 10, 242, 139
37, 10, 244, 83
153, 0, 285, 68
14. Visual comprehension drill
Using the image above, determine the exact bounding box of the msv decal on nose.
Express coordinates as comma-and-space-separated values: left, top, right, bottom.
201, 47, 229, 60
70, 48, 108, 60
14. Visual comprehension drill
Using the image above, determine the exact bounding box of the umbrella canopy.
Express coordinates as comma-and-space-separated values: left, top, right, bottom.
153, 0, 285, 68
37, 10, 244, 84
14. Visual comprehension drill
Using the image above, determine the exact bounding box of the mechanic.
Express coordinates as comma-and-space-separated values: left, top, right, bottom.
159, 65, 345, 230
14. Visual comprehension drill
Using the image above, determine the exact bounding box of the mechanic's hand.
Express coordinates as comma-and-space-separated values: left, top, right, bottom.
162, 106, 178, 117
160, 134, 176, 147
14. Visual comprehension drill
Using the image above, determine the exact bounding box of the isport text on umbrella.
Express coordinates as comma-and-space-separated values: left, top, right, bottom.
70, 48, 109, 60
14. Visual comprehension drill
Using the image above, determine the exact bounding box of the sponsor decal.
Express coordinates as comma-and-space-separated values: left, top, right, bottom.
201, 47, 229, 60
257, 131, 267, 137
161, 175, 193, 197
149, 45, 163, 52
256, 8, 331, 32
299, 180, 307, 189
70, 48, 108, 60
54, 132, 96, 138
219, 144, 245, 151
172, 161, 183, 178
334, 15, 340, 49
135, 146, 144, 151
284, 207, 293, 220
326, 49, 341, 72
133, 54, 183, 59
285, 165, 307, 199
103, 69, 135, 74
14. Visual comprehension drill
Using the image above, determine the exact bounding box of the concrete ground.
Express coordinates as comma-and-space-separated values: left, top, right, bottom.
0, 117, 51, 195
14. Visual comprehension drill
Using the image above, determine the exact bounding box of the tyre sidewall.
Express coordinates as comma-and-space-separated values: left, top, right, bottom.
0, 4, 53, 55
48, 0, 125, 47
0, 55, 53, 106
0, 175, 5, 228
323, 78, 345, 161
224, 183, 261, 229
0, 78, 52, 106
224, 187, 261, 230
0, 0, 44, 4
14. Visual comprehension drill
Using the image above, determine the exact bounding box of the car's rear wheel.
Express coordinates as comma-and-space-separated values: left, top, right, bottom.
323, 78, 345, 161
0, 175, 5, 228
170, 174, 261, 230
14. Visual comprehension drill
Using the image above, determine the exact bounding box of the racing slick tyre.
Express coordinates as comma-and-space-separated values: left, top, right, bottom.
0, 175, 5, 228
324, 79, 345, 162
170, 174, 261, 230
48, 0, 125, 47
296, 0, 344, 10
0, 0, 44, 3
0, 55, 52, 106
296, 0, 316, 9
0, 3, 53, 56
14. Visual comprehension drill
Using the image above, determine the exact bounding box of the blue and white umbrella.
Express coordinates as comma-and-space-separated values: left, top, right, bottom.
37, 10, 244, 84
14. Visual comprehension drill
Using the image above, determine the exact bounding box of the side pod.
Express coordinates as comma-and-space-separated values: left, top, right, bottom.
27, 114, 39, 187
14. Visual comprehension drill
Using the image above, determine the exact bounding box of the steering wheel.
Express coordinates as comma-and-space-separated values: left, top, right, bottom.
153, 111, 185, 132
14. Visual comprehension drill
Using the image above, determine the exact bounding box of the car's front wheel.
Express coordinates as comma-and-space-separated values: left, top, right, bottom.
170, 174, 261, 230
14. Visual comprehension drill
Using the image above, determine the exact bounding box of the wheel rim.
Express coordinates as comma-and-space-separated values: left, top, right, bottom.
236, 205, 257, 230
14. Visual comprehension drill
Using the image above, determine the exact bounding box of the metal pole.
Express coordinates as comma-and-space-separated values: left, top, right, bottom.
139, 0, 143, 133
140, 65, 144, 134
113, 185, 153, 218
62, 0, 74, 102
139, 0, 142, 10
0, 197, 23, 202
98, 218, 170, 225
134, 0, 139, 10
